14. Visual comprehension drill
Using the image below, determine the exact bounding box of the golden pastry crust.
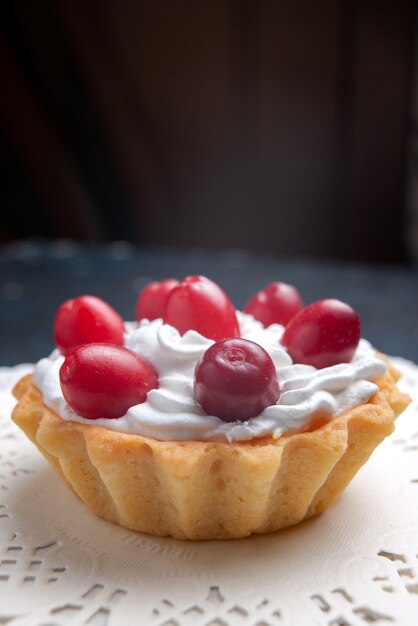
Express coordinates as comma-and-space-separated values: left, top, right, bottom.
12, 364, 410, 540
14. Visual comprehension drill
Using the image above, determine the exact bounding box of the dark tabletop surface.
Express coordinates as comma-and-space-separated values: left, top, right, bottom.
0, 240, 417, 367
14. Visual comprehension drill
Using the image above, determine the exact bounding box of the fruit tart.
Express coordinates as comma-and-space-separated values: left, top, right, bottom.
12, 277, 410, 540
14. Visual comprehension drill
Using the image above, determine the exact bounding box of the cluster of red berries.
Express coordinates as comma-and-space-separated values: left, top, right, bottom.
54, 276, 360, 423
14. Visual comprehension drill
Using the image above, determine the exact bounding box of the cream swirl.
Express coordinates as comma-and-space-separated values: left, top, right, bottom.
33, 312, 387, 442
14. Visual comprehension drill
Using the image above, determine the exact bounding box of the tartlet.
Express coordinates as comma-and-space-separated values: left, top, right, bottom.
12, 360, 409, 541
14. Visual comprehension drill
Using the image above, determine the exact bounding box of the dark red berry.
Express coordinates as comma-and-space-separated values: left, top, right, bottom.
136, 278, 179, 321
281, 298, 361, 369
164, 275, 240, 341
54, 295, 124, 355
194, 338, 280, 422
245, 282, 303, 327
59, 343, 158, 419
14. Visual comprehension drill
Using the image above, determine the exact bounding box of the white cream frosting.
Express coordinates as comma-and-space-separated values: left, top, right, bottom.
33, 312, 387, 443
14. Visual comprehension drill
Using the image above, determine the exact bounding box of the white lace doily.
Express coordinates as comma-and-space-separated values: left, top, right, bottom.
0, 359, 417, 626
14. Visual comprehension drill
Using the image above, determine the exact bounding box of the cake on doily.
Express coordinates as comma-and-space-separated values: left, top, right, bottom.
11, 276, 411, 540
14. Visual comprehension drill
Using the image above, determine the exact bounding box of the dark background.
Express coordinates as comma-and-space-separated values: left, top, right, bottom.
1, 0, 417, 262
1, 1, 417, 366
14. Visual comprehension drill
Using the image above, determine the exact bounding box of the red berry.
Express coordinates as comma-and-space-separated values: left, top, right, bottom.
54, 295, 125, 355
136, 278, 179, 321
194, 338, 280, 422
164, 275, 240, 341
281, 299, 361, 369
59, 343, 158, 419
245, 282, 303, 327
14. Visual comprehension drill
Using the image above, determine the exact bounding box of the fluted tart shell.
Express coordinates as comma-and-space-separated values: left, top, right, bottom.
12, 363, 410, 540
